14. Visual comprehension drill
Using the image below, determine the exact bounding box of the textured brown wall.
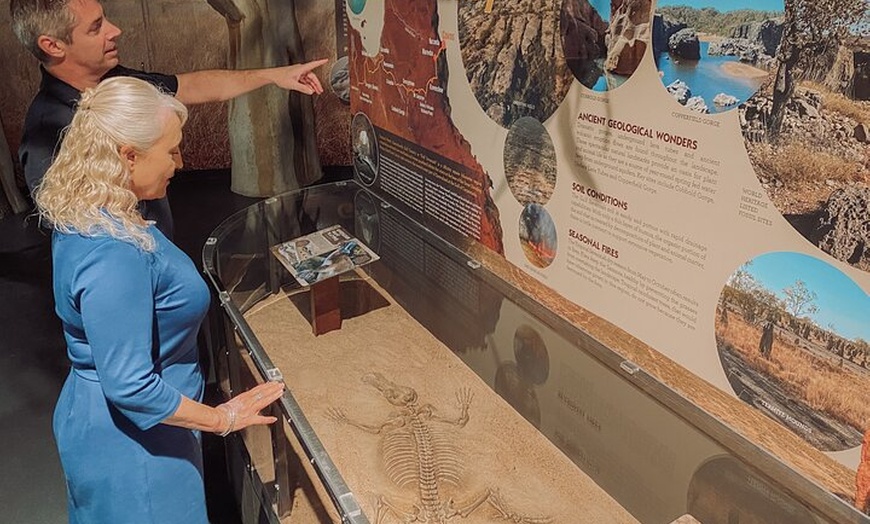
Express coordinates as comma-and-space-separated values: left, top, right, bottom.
294, 0, 351, 166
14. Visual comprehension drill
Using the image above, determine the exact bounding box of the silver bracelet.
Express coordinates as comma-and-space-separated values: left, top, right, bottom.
216, 406, 236, 437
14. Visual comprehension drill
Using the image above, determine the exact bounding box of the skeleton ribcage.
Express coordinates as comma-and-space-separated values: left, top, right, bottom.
381, 421, 463, 491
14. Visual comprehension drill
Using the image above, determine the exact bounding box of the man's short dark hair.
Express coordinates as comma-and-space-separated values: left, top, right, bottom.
10, 0, 77, 63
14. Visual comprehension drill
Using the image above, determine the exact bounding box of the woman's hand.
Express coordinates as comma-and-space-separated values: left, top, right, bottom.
215, 381, 285, 435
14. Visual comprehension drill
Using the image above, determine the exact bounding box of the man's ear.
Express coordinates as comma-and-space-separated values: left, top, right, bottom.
37, 35, 66, 60
119, 145, 137, 171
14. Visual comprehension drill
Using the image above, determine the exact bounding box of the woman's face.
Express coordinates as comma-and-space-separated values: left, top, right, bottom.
127, 115, 183, 201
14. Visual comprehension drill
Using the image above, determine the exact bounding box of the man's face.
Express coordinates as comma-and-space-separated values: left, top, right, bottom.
61, 0, 121, 76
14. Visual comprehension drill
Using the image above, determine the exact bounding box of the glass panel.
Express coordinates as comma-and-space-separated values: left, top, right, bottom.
204, 181, 859, 524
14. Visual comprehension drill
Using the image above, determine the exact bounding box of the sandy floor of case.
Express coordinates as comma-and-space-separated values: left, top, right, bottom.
243, 275, 639, 524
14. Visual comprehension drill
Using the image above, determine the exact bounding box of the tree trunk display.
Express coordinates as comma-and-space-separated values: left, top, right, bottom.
207, 0, 322, 197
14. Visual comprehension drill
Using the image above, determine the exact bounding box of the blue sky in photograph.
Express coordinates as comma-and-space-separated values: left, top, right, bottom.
656, 0, 784, 12
589, 0, 610, 20
742, 252, 870, 342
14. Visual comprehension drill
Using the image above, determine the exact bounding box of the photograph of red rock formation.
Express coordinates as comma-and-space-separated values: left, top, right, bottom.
504, 117, 558, 206
561, 0, 651, 91
654, 1, 783, 113
715, 252, 870, 452
739, 0, 870, 273
348, 1, 504, 253
459, 0, 573, 127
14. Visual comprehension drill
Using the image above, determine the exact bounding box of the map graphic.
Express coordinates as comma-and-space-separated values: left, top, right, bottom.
348, 0, 504, 252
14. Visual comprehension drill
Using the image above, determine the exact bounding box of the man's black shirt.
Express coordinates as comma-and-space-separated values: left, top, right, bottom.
20, 65, 179, 239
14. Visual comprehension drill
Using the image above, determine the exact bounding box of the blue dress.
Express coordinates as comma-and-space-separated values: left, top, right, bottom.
51, 225, 211, 524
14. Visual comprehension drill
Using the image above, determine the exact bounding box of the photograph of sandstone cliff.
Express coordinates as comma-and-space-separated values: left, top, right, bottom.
504, 117, 557, 206
714, 253, 870, 454
560, 0, 651, 91
654, 1, 783, 113
458, 0, 573, 127
739, 0, 870, 273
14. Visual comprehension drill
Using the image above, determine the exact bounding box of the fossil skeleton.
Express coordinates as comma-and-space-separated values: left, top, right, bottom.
328, 372, 551, 523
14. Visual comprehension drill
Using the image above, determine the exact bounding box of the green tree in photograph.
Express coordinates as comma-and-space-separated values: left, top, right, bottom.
782, 279, 818, 319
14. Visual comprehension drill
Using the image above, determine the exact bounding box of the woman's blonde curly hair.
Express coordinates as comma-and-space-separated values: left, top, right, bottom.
34, 76, 188, 251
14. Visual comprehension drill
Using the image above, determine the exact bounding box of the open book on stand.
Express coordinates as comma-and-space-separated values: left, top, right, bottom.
271, 225, 380, 287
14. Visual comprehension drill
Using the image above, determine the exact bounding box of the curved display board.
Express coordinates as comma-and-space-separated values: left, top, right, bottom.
346, 0, 870, 509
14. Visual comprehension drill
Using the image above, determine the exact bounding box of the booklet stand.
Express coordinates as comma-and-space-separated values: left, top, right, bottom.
310, 275, 341, 335
270, 225, 379, 336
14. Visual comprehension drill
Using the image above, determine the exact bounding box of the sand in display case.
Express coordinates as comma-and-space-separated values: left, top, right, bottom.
242, 272, 638, 523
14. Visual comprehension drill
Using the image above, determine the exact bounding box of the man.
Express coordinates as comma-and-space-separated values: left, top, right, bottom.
11, 0, 326, 239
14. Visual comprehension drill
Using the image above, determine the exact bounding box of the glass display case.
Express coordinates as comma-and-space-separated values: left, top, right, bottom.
202, 180, 867, 524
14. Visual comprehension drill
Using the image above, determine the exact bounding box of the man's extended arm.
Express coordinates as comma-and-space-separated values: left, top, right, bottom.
174, 59, 327, 105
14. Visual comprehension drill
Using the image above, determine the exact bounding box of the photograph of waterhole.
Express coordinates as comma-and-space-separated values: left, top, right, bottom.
654, 0, 784, 113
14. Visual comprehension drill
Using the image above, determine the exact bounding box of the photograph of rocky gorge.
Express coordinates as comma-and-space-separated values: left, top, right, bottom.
504, 117, 558, 206
458, 0, 573, 127
560, 0, 651, 91
739, 0, 870, 273
715, 253, 870, 453
654, 1, 784, 113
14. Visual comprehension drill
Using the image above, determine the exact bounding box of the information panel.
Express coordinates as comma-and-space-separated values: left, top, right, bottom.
347, 0, 870, 476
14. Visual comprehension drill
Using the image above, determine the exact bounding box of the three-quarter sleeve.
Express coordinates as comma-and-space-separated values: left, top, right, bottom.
74, 241, 182, 430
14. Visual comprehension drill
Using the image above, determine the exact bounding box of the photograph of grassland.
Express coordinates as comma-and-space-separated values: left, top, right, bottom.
740, 0, 870, 272
715, 252, 870, 452
654, 1, 784, 113
504, 117, 557, 206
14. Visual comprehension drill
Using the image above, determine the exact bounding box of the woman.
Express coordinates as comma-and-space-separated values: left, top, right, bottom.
34, 76, 283, 523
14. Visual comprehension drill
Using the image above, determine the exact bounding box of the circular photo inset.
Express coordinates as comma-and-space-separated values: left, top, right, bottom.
351, 112, 379, 186
458, 0, 573, 127
688, 456, 817, 523
654, 1, 784, 113
560, 0, 650, 91
495, 361, 542, 428
329, 56, 350, 105
519, 204, 558, 268
353, 190, 380, 252
504, 117, 557, 206
513, 324, 550, 385
715, 252, 870, 451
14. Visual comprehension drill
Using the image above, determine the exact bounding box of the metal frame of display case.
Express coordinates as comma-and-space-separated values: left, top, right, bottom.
203, 181, 869, 524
